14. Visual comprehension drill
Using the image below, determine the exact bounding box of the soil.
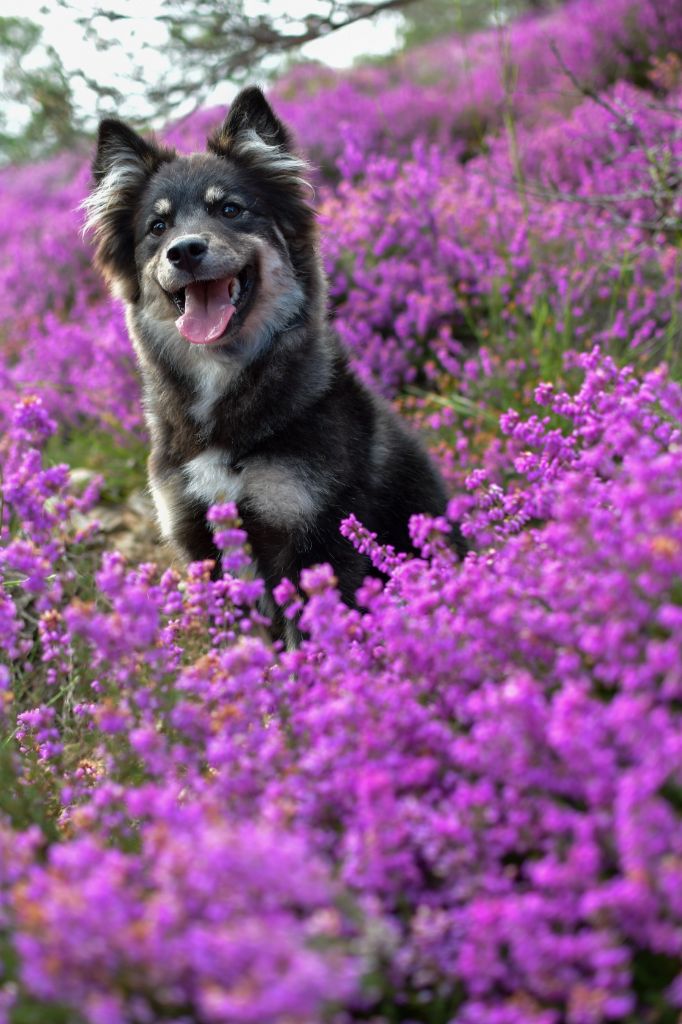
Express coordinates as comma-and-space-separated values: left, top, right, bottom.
72, 474, 178, 572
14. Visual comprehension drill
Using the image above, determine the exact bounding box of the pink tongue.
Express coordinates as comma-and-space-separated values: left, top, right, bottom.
176, 278, 236, 345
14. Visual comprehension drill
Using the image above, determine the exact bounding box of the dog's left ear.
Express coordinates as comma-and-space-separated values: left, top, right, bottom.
208, 87, 295, 156
208, 86, 314, 254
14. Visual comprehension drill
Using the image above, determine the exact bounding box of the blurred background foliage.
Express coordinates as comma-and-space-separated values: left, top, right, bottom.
0, 0, 556, 164
0, 16, 80, 162
398, 0, 557, 46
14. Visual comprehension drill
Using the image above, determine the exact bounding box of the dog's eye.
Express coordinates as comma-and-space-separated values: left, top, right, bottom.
150, 220, 167, 237
222, 202, 242, 219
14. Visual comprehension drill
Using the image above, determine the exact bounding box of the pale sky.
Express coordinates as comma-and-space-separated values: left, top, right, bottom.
3, 0, 404, 128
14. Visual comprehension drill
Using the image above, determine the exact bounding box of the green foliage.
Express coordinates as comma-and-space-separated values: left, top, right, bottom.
44, 424, 148, 506
10, 1001, 80, 1024
0, 742, 56, 836
0, 16, 81, 164
398, 0, 558, 47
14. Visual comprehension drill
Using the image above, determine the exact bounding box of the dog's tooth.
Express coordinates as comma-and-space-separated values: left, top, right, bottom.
229, 277, 241, 304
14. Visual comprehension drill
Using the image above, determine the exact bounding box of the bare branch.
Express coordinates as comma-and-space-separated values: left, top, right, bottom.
67, 0, 418, 123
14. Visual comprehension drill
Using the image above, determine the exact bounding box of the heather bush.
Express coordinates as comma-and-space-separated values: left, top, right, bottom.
270, 0, 682, 174
3, 350, 682, 1022
1, 0, 681, 427
322, 80, 682, 395
2, 0, 682, 1020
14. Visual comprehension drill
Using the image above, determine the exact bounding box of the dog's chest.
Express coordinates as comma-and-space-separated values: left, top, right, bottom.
178, 448, 320, 531
184, 449, 244, 507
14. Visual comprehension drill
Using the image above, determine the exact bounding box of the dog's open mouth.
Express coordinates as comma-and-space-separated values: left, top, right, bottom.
171, 265, 254, 345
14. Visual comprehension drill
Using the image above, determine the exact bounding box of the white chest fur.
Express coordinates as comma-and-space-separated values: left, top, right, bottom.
185, 448, 322, 530
149, 448, 324, 550
184, 449, 244, 506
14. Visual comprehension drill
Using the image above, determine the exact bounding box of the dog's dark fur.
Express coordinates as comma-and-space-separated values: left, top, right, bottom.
86, 87, 464, 641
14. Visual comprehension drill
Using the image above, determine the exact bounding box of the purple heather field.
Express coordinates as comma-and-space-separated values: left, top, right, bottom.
2, 0, 682, 1021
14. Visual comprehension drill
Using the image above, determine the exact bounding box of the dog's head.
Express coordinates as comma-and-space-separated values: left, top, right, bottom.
84, 88, 316, 359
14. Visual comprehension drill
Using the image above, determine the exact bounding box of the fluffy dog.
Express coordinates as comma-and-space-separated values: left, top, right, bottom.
86, 87, 465, 640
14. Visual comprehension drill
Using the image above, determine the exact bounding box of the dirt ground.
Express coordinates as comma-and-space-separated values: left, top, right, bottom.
72, 471, 179, 572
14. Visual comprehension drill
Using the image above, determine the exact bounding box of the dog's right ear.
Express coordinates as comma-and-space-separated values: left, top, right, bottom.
83, 120, 174, 300
92, 119, 169, 184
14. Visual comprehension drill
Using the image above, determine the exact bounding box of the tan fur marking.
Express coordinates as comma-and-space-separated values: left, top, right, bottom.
204, 185, 225, 206
153, 198, 173, 217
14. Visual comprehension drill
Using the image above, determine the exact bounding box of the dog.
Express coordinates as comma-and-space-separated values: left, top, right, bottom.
85, 86, 465, 641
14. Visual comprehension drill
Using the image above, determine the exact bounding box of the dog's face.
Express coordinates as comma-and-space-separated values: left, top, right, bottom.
85, 88, 316, 364
132, 152, 308, 359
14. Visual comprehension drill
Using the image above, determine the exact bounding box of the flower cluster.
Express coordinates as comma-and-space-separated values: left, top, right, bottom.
13, 818, 358, 1024
321, 78, 682, 394
2, 348, 682, 1023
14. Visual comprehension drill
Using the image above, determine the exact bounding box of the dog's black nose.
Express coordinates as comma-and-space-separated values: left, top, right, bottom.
166, 236, 208, 272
